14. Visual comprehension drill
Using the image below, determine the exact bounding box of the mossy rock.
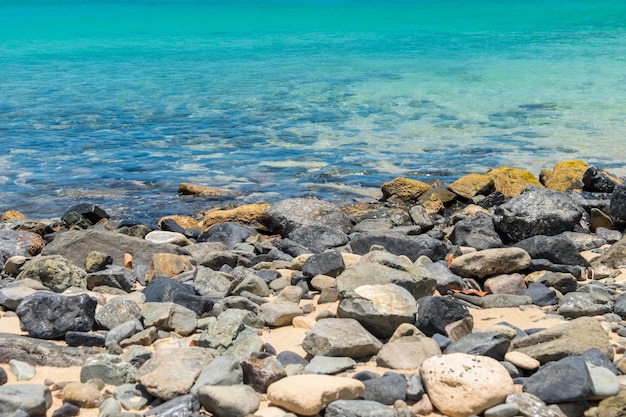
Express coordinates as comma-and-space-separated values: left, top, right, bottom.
1, 210, 27, 221
201, 203, 271, 231
158, 215, 201, 230
486, 167, 543, 198
381, 177, 430, 201
447, 173, 495, 200
540, 160, 588, 192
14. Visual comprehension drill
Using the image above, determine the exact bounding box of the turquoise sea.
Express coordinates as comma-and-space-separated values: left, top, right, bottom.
2, 0, 626, 224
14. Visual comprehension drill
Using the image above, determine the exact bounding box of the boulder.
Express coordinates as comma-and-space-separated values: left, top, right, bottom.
349, 233, 448, 262
16, 255, 87, 292
287, 225, 349, 254
86, 266, 137, 292
493, 187, 585, 242
540, 160, 587, 192
485, 167, 543, 198
267, 199, 352, 236
0, 230, 44, 259
381, 177, 430, 201
95, 298, 142, 331
449, 212, 503, 250
447, 173, 494, 200
514, 235, 589, 266
523, 355, 593, 403
558, 292, 613, 318
449, 247, 532, 279
16, 292, 97, 339
301, 318, 383, 359
583, 166, 623, 193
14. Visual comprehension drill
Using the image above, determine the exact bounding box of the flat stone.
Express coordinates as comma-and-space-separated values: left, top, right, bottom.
449, 247, 532, 279
304, 356, 357, 375
503, 351, 540, 370
266, 374, 365, 416
376, 336, 441, 370
197, 384, 260, 417
62, 381, 104, 408
325, 399, 398, 417
587, 363, 620, 400
558, 291, 613, 318
523, 355, 593, 403
0, 333, 102, 367
258, 302, 303, 327
191, 355, 243, 394
301, 318, 383, 359
9, 359, 36, 381
81, 353, 137, 386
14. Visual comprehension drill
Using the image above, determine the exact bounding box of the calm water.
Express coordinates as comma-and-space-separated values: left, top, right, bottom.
2, 0, 626, 224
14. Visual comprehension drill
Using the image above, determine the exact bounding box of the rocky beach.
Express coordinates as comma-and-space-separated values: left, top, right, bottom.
3, 160, 626, 417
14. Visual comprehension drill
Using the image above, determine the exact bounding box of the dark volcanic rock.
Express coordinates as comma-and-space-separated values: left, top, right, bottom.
583, 166, 623, 193
301, 250, 346, 278
240, 352, 286, 393
143, 276, 213, 316
16, 292, 97, 339
62, 203, 109, 225
524, 282, 559, 306
198, 222, 257, 249
493, 187, 585, 242
86, 266, 137, 292
360, 372, 407, 405
449, 212, 503, 250
523, 355, 593, 403
267, 198, 352, 236
416, 296, 472, 338
286, 224, 349, 253
444, 331, 511, 361
514, 235, 589, 267
610, 184, 626, 221
349, 233, 449, 262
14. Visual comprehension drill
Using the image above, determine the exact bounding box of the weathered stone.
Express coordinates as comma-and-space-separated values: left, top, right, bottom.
145, 253, 193, 282
0, 333, 102, 366
267, 198, 352, 236
304, 355, 356, 375
134, 347, 216, 401
444, 331, 511, 361
16, 292, 97, 339
509, 317, 613, 364
141, 302, 197, 336
525, 270, 578, 294
142, 276, 213, 316
420, 353, 515, 417
197, 384, 260, 417
337, 284, 417, 338
540, 160, 587, 192
16, 255, 87, 292
62, 381, 104, 408
449, 212, 503, 250
336, 250, 435, 300
448, 173, 495, 200
84, 251, 112, 273
259, 302, 303, 327
423, 261, 466, 295
301, 318, 383, 359
558, 291, 613, 318
266, 374, 365, 416
612, 185, 626, 221
381, 177, 430, 201
449, 247, 532, 279
86, 266, 137, 292
287, 225, 349, 254
416, 296, 472, 337
191, 355, 244, 394
0, 384, 52, 416
144, 230, 192, 247
485, 167, 543, 198
325, 399, 398, 417
583, 166, 623, 192
493, 187, 584, 242
201, 203, 270, 231
143, 393, 201, 417
593, 391, 626, 417
0, 286, 38, 310
376, 336, 441, 369
241, 352, 286, 393
301, 250, 346, 278
81, 354, 137, 386
95, 299, 142, 331
65, 331, 106, 347
484, 274, 526, 295
0, 230, 44, 261
105, 319, 142, 348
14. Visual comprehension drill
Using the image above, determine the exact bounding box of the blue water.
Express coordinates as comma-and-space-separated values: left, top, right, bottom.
2, 0, 626, 224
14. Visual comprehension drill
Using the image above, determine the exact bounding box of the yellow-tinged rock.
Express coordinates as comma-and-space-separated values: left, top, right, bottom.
158, 215, 201, 230
381, 177, 430, 201
486, 167, 543, 198
62, 382, 104, 408
540, 160, 588, 192
145, 253, 194, 282
423, 193, 445, 214
201, 203, 271, 231
1, 210, 27, 221
448, 173, 494, 200
177, 182, 231, 196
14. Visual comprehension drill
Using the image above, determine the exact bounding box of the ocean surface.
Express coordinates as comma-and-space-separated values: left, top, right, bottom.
2, 0, 626, 224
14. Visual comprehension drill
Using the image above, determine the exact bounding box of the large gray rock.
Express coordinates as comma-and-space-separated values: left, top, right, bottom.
449, 247, 532, 279
191, 355, 244, 394
193, 266, 233, 298
301, 250, 346, 278
494, 187, 585, 242
16, 292, 97, 339
42, 229, 187, 270
302, 318, 383, 359
287, 225, 349, 254
337, 284, 417, 338
95, 298, 142, 331
0, 286, 38, 311
361, 372, 407, 405
349, 233, 449, 262
336, 250, 435, 300
444, 331, 511, 361
449, 212, 503, 250
16, 255, 87, 292
134, 347, 217, 401
0, 333, 102, 367
325, 399, 399, 417
258, 302, 303, 327
610, 184, 626, 220
197, 384, 260, 417
514, 235, 589, 266
0, 384, 52, 416
558, 291, 613, 318
509, 317, 614, 364
141, 302, 197, 336
86, 266, 137, 292
267, 198, 352, 236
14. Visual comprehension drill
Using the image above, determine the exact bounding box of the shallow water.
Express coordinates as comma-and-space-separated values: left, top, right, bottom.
2, 0, 626, 224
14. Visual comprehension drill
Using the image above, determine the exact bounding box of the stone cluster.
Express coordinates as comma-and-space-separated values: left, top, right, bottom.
1, 161, 626, 417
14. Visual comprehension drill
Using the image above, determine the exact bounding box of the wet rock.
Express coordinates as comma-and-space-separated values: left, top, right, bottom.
16, 292, 97, 339
266, 374, 365, 416
134, 347, 216, 401
420, 353, 515, 417
509, 317, 613, 364
0, 384, 52, 416
583, 166, 623, 193
514, 235, 589, 267
349, 233, 448, 262
416, 296, 472, 338
197, 384, 260, 417
449, 212, 503, 250
336, 250, 435, 300
16, 255, 87, 292
337, 284, 417, 338
301, 318, 383, 359
493, 187, 585, 242
449, 247, 532, 279
81, 353, 137, 386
